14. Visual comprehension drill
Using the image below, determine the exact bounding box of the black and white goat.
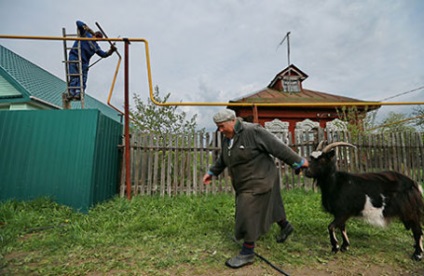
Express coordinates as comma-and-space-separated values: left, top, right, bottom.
304, 141, 424, 261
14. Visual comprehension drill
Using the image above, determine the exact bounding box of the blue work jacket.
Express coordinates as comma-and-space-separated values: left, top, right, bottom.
68, 20, 109, 68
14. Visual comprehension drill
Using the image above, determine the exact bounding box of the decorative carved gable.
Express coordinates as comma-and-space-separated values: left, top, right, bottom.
265, 118, 289, 132
265, 119, 289, 144
326, 119, 347, 131
294, 119, 320, 145
295, 119, 319, 131
268, 64, 308, 92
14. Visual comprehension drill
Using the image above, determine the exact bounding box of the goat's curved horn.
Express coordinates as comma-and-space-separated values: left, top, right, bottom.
316, 141, 325, 151
322, 142, 356, 153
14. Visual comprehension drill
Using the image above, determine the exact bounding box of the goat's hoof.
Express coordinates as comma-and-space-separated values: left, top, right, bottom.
412, 253, 422, 261
331, 247, 339, 254
340, 246, 349, 252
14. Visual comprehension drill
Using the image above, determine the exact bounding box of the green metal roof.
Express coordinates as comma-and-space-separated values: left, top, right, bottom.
0, 73, 21, 98
0, 44, 122, 122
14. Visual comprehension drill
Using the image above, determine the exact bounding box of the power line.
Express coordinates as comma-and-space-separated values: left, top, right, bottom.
366, 113, 424, 131
379, 85, 424, 102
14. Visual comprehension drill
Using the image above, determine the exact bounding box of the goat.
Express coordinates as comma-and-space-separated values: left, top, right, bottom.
303, 141, 424, 261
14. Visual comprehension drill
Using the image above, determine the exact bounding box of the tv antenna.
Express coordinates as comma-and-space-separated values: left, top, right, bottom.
277, 31, 291, 67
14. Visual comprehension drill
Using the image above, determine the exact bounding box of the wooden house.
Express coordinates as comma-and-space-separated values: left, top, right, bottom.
229, 64, 381, 137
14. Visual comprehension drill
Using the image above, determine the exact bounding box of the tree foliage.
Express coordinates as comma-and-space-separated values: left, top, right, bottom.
335, 107, 420, 143
336, 106, 377, 137
412, 106, 424, 131
130, 86, 201, 135
377, 111, 416, 133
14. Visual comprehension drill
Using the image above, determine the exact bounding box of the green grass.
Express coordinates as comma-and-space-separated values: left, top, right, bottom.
1, 189, 423, 275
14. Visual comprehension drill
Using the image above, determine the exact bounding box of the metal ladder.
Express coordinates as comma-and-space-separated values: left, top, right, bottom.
62, 27, 84, 109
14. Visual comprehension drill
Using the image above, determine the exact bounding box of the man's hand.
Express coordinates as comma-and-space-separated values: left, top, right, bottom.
107, 45, 117, 56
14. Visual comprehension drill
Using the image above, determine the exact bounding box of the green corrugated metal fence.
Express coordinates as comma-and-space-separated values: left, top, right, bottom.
0, 109, 123, 212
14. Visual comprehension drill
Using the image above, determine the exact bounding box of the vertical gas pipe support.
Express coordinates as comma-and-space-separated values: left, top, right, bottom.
124, 38, 131, 200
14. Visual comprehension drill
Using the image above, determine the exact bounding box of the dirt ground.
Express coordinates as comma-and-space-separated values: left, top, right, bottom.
3, 257, 424, 276
193, 257, 424, 276
3, 250, 424, 276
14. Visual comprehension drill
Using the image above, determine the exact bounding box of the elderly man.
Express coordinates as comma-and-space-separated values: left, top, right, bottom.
203, 109, 308, 269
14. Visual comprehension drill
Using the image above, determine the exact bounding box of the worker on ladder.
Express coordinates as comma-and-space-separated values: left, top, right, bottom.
68, 20, 116, 100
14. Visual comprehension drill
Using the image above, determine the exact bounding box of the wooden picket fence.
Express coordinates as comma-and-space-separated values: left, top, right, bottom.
120, 130, 424, 196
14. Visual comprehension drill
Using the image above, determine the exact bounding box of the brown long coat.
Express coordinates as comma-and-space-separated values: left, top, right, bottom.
209, 120, 304, 241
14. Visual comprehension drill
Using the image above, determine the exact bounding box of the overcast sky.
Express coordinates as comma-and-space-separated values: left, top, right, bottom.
1, 0, 423, 131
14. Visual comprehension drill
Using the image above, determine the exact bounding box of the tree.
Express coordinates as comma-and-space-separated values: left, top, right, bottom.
130, 86, 201, 135
412, 106, 424, 131
336, 106, 377, 137
130, 87, 204, 187
376, 111, 416, 133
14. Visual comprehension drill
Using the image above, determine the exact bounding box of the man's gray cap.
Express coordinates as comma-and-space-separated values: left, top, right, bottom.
213, 109, 236, 123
